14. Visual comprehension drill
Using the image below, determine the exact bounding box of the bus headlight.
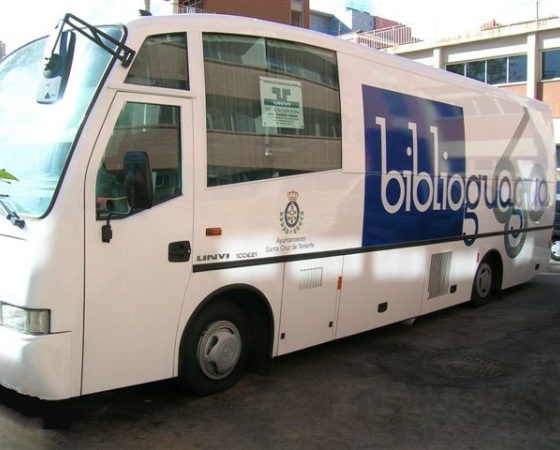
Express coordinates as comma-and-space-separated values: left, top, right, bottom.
0, 302, 50, 335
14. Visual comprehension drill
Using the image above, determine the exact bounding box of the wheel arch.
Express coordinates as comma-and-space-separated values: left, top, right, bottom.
179, 284, 275, 377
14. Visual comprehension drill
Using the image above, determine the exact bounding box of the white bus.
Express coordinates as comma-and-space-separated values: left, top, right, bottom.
0, 13, 555, 400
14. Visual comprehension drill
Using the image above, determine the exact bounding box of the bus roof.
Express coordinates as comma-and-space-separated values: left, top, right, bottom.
120, 13, 547, 112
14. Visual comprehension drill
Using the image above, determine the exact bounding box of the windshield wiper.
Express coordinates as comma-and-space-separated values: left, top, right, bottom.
0, 195, 25, 229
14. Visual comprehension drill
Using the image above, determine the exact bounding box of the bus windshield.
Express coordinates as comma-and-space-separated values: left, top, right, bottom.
0, 25, 124, 217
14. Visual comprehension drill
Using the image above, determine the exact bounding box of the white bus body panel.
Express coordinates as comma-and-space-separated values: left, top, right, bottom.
0, 14, 554, 399
0, 225, 73, 399
278, 256, 343, 355
82, 93, 195, 395
133, 17, 554, 386
0, 195, 85, 399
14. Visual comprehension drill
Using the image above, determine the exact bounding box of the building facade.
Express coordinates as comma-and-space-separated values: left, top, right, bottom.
178, 0, 309, 28
160, 2, 559, 151
383, 18, 560, 150
309, 8, 398, 37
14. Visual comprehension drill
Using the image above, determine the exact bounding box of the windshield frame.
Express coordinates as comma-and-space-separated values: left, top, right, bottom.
0, 23, 129, 219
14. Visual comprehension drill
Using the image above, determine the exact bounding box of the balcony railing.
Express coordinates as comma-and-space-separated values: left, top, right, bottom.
176, 5, 204, 14
351, 25, 420, 49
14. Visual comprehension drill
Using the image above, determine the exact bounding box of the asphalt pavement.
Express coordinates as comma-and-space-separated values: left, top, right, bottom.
1, 262, 559, 449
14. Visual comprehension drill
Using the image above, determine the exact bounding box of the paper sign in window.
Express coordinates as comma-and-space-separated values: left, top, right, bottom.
260, 77, 304, 129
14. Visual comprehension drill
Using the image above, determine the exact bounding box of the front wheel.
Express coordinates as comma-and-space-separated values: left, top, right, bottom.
178, 300, 248, 396
470, 260, 494, 307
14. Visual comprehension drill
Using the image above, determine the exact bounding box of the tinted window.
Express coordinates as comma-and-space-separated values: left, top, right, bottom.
96, 102, 182, 217
446, 55, 527, 85
508, 55, 527, 83
543, 49, 560, 80
126, 33, 188, 90
487, 57, 507, 85
466, 60, 486, 82
203, 34, 342, 187
446, 63, 465, 76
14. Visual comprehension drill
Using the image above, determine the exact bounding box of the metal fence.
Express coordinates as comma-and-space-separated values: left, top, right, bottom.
353, 25, 419, 49
176, 5, 204, 14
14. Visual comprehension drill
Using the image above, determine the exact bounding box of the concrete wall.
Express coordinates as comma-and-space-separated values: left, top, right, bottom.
387, 18, 560, 145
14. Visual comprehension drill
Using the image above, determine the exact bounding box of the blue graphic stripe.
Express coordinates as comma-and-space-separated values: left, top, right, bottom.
362, 85, 466, 247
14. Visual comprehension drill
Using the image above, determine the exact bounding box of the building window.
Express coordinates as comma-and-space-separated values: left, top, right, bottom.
446, 63, 464, 76
291, 0, 303, 27
466, 60, 485, 82
125, 33, 189, 90
446, 54, 527, 85
508, 55, 527, 83
487, 57, 507, 84
181, 1, 203, 12
543, 49, 560, 80
203, 33, 342, 187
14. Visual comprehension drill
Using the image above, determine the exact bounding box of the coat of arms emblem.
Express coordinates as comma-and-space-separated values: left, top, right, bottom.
280, 190, 304, 234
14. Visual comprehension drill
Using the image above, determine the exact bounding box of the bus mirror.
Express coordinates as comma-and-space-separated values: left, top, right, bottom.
124, 151, 153, 211
37, 26, 76, 104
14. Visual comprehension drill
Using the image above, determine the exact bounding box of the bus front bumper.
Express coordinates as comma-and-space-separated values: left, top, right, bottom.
0, 326, 72, 400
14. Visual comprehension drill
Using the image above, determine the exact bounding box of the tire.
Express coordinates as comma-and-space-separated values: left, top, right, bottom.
178, 300, 248, 396
551, 240, 560, 261
470, 259, 494, 307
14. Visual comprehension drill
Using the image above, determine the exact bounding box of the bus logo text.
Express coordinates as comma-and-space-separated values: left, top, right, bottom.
361, 85, 548, 257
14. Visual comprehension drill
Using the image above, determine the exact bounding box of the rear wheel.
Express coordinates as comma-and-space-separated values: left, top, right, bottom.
178, 300, 248, 396
470, 259, 494, 307
551, 240, 560, 261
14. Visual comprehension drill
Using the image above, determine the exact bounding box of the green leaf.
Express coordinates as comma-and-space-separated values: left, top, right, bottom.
0, 169, 18, 182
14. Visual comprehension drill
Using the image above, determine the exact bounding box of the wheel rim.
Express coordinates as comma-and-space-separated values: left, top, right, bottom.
551, 241, 560, 259
197, 320, 242, 380
475, 262, 492, 298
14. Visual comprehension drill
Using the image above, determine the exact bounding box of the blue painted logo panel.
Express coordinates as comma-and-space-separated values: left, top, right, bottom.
362, 85, 466, 247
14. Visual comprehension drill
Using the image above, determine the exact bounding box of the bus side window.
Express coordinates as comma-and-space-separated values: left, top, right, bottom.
95, 101, 182, 218
203, 33, 342, 187
125, 33, 189, 90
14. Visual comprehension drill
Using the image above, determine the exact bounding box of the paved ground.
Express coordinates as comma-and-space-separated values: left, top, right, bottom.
1, 263, 559, 449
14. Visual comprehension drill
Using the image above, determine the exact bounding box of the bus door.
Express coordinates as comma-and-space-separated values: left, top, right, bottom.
83, 93, 193, 394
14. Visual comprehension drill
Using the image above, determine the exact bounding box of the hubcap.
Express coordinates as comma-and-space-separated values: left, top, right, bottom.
551, 240, 560, 260
476, 263, 492, 298
197, 320, 242, 380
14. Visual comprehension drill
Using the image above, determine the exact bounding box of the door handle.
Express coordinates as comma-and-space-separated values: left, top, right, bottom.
168, 241, 191, 262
